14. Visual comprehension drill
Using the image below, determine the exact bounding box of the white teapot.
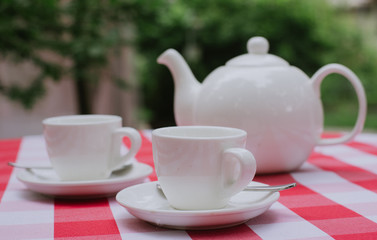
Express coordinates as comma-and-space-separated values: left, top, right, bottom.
157, 36, 367, 174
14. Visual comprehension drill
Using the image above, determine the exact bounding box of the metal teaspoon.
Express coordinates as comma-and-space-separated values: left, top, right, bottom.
156, 182, 296, 193
7, 161, 133, 171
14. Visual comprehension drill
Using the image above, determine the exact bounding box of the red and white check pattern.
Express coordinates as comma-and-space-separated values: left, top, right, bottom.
1, 130, 377, 239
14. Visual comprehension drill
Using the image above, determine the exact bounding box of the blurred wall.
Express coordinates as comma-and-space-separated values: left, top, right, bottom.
0, 56, 77, 139
0, 46, 141, 139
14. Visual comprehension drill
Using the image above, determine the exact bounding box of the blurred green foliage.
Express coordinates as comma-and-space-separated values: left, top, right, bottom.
1, 0, 377, 129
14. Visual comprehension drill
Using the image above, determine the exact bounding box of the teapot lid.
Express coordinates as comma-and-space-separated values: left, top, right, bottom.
225, 37, 289, 67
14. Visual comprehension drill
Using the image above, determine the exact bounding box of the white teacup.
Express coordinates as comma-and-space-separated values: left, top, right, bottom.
152, 126, 256, 210
43, 115, 141, 181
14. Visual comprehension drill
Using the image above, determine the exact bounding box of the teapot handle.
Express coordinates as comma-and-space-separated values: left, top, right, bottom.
311, 63, 367, 146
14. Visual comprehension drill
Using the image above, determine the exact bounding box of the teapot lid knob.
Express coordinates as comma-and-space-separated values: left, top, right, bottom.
225, 36, 288, 67
247, 37, 269, 55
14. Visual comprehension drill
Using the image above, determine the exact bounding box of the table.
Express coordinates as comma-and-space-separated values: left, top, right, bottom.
1, 130, 377, 239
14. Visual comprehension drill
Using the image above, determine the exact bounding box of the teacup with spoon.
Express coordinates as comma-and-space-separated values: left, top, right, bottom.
151, 126, 296, 210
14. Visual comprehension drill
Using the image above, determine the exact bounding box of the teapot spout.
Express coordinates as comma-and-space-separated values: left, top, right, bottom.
158, 49, 201, 126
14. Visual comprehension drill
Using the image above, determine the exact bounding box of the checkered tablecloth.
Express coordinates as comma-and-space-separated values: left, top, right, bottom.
1, 130, 377, 239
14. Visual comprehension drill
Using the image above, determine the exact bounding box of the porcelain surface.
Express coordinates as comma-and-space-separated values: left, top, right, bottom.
116, 181, 279, 230
158, 36, 367, 174
16, 162, 152, 198
152, 126, 256, 210
43, 115, 141, 180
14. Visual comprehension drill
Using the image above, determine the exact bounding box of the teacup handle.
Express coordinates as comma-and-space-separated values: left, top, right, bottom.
110, 127, 142, 170
311, 63, 367, 146
221, 148, 256, 197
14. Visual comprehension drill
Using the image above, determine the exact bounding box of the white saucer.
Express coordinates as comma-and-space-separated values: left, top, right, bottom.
16, 162, 153, 198
116, 181, 280, 230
